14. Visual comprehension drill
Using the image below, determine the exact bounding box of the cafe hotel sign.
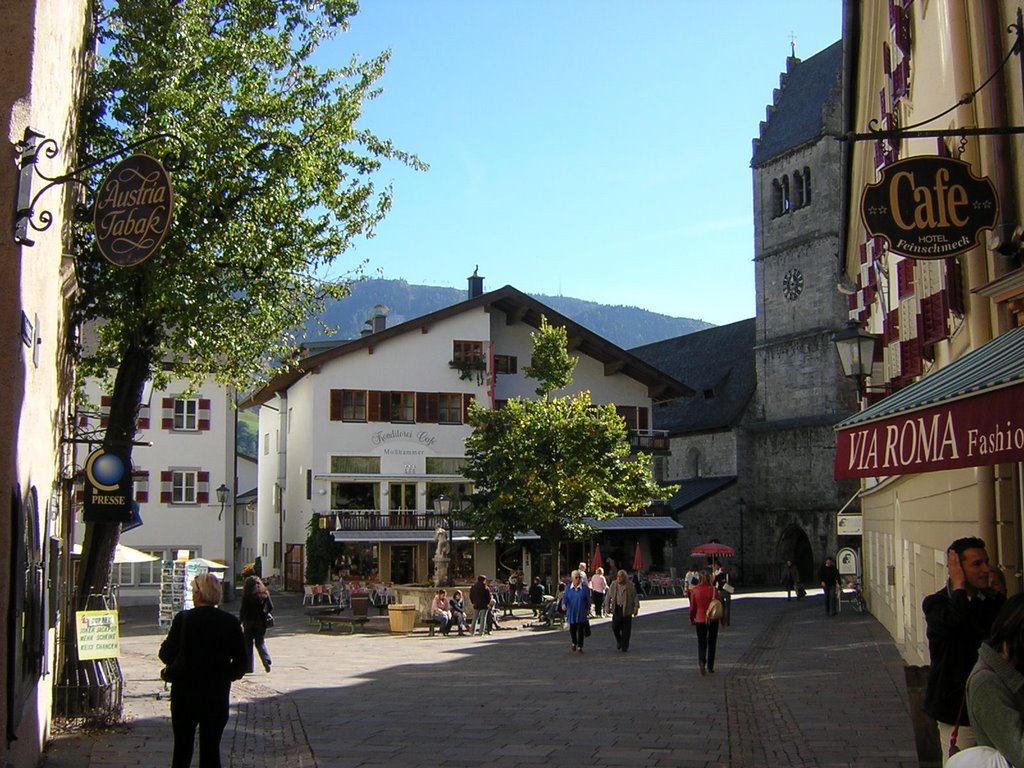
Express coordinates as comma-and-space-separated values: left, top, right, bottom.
861, 155, 998, 260
93, 153, 174, 267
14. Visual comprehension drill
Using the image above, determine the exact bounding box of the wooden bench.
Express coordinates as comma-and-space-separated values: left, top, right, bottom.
423, 616, 470, 636
316, 615, 370, 634
305, 606, 342, 626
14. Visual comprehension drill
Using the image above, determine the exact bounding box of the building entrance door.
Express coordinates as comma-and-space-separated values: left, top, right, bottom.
391, 545, 414, 584
389, 483, 416, 528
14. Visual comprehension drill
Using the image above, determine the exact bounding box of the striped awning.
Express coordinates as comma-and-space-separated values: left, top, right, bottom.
834, 325, 1024, 479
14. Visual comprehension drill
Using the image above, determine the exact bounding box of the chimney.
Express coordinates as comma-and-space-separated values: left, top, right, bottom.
371, 304, 389, 333
467, 265, 484, 298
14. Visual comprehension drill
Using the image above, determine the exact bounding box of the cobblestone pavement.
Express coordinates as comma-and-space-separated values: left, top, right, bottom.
40, 590, 917, 767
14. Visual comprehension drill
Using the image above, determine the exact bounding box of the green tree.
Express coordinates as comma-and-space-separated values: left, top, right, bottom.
72, 0, 423, 611
463, 321, 673, 589
522, 315, 577, 397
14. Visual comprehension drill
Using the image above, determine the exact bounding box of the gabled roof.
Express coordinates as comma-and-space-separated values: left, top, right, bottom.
241, 285, 693, 408
751, 40, 843, 168
629, 319, 756, 434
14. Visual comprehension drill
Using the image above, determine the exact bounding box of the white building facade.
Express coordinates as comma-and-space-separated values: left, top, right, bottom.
245, 283, 688, 589
77, 377, 239, 605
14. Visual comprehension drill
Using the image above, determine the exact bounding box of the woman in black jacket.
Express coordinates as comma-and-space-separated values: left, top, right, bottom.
159, 573, 247, 768
239, 575, 274, 673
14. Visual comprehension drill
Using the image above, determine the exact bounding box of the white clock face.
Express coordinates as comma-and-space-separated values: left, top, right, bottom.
783, 269, 804, 300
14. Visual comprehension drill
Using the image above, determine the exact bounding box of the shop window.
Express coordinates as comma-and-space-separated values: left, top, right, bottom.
330, 456, 381, 474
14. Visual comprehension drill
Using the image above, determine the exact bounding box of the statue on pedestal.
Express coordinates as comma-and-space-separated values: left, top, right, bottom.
433, 526, 450, 587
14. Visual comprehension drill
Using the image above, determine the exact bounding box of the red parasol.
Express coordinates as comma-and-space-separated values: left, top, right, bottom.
591, 544, 603, 573
632, 541, 644, 572
690, 541, 736, 557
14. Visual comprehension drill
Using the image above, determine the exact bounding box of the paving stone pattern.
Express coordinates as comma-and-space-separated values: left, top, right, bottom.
41, 592, 918, 768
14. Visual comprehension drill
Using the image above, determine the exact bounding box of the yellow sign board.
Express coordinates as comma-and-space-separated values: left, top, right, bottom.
75, 610, 120, 660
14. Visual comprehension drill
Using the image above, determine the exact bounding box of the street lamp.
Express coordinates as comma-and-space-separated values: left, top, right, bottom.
216, 483, 230, 521
433, 494, 452, 585
832, 320, 879, 395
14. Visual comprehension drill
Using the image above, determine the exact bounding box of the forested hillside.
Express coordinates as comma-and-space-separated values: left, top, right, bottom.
308, 279, 714, 349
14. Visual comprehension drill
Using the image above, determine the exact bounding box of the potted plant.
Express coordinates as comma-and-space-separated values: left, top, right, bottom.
349, 584, 370, 617
449, 358, 487, 385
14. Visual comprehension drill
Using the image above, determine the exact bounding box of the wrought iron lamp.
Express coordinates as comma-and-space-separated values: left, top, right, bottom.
832, 320, 879, 395
216, 483, 230, 521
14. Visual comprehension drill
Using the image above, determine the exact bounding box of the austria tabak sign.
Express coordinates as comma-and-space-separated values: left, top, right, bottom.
93, 154, 174, 267
861, 156, 998, 260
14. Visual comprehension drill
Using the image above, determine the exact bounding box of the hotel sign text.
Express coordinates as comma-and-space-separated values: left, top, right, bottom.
861, 156, 998, 260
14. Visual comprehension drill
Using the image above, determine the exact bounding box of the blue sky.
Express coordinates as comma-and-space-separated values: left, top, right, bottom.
327, 1, 841, 325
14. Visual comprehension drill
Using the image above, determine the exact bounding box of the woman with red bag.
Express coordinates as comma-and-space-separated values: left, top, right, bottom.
688, 570, 721, 676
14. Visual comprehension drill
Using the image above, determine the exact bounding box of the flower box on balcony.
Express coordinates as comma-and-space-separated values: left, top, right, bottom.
449, 359, 487, 384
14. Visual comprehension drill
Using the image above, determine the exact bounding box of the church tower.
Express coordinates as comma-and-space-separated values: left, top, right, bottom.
747, 41, 860, 582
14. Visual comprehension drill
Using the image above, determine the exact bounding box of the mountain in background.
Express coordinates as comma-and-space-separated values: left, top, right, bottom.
307, 279, 715, 349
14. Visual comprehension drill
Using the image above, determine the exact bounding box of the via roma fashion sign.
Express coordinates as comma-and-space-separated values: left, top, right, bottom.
93, 153, 174, 267
834, 383, 1024, 479
860, 156, 997, 260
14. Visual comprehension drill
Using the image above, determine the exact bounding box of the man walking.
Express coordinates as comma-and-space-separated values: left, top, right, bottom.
606, 569, 640, 652
923, 537, 1004, 762
819, 557, 841, 616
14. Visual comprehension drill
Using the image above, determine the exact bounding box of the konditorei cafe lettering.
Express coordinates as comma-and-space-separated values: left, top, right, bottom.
860, 155, 998, 260
834, 383, 1024, 479
93, 153, 174, 267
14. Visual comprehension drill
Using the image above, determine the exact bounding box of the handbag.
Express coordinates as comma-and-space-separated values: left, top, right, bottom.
265, 613, 275, 628
706, 597, 724, 622
583, 619, 592, 637
160, 612, 188, 683
950, 666, 988, 756
721, 583, 735, 594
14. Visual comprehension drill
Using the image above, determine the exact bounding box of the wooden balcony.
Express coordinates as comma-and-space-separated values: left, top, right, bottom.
628, 429, 670, 454
317, 511, 471, 532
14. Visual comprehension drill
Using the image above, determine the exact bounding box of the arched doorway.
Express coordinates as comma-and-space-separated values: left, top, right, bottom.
777, 525, 814, 585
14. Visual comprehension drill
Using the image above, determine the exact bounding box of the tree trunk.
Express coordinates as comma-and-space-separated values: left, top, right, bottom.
74, 336, 152, 611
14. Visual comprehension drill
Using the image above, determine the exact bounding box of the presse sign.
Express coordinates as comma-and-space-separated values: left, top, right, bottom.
861, 156, 998, 260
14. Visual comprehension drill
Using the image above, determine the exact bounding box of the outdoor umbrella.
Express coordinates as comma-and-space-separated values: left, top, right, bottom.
632, 541, 644, 571
690, 542, 736, 557
591, 544, 603, 573
70, 543, 158, 564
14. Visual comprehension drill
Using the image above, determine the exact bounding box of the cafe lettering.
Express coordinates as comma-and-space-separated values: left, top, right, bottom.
834, 383, 1024, 479
860, 156, 998, 260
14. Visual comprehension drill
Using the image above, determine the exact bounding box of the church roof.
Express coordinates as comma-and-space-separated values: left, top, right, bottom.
751, 40, 842, 168
629, 318, 756, 434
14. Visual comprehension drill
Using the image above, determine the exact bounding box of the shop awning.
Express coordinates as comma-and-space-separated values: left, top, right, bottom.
582, 516, 683, 531
834, 325, 1024, 479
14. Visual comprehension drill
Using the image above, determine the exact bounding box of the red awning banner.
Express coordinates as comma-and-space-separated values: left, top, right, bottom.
834, 382, 1024, 479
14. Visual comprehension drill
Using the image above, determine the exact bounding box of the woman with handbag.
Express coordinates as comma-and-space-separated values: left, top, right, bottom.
689, 570, 722, 676
239, 575, 274, 673
159, 573, 247, 768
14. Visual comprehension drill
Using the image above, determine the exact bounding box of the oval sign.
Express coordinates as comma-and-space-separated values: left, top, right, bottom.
93, 153, 174, 267
861, 155, 998, 260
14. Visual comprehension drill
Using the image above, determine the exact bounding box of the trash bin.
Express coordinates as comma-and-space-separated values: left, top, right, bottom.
904, 664, 942, 768
388, 604, 417, 633
351, 595, 369, 617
